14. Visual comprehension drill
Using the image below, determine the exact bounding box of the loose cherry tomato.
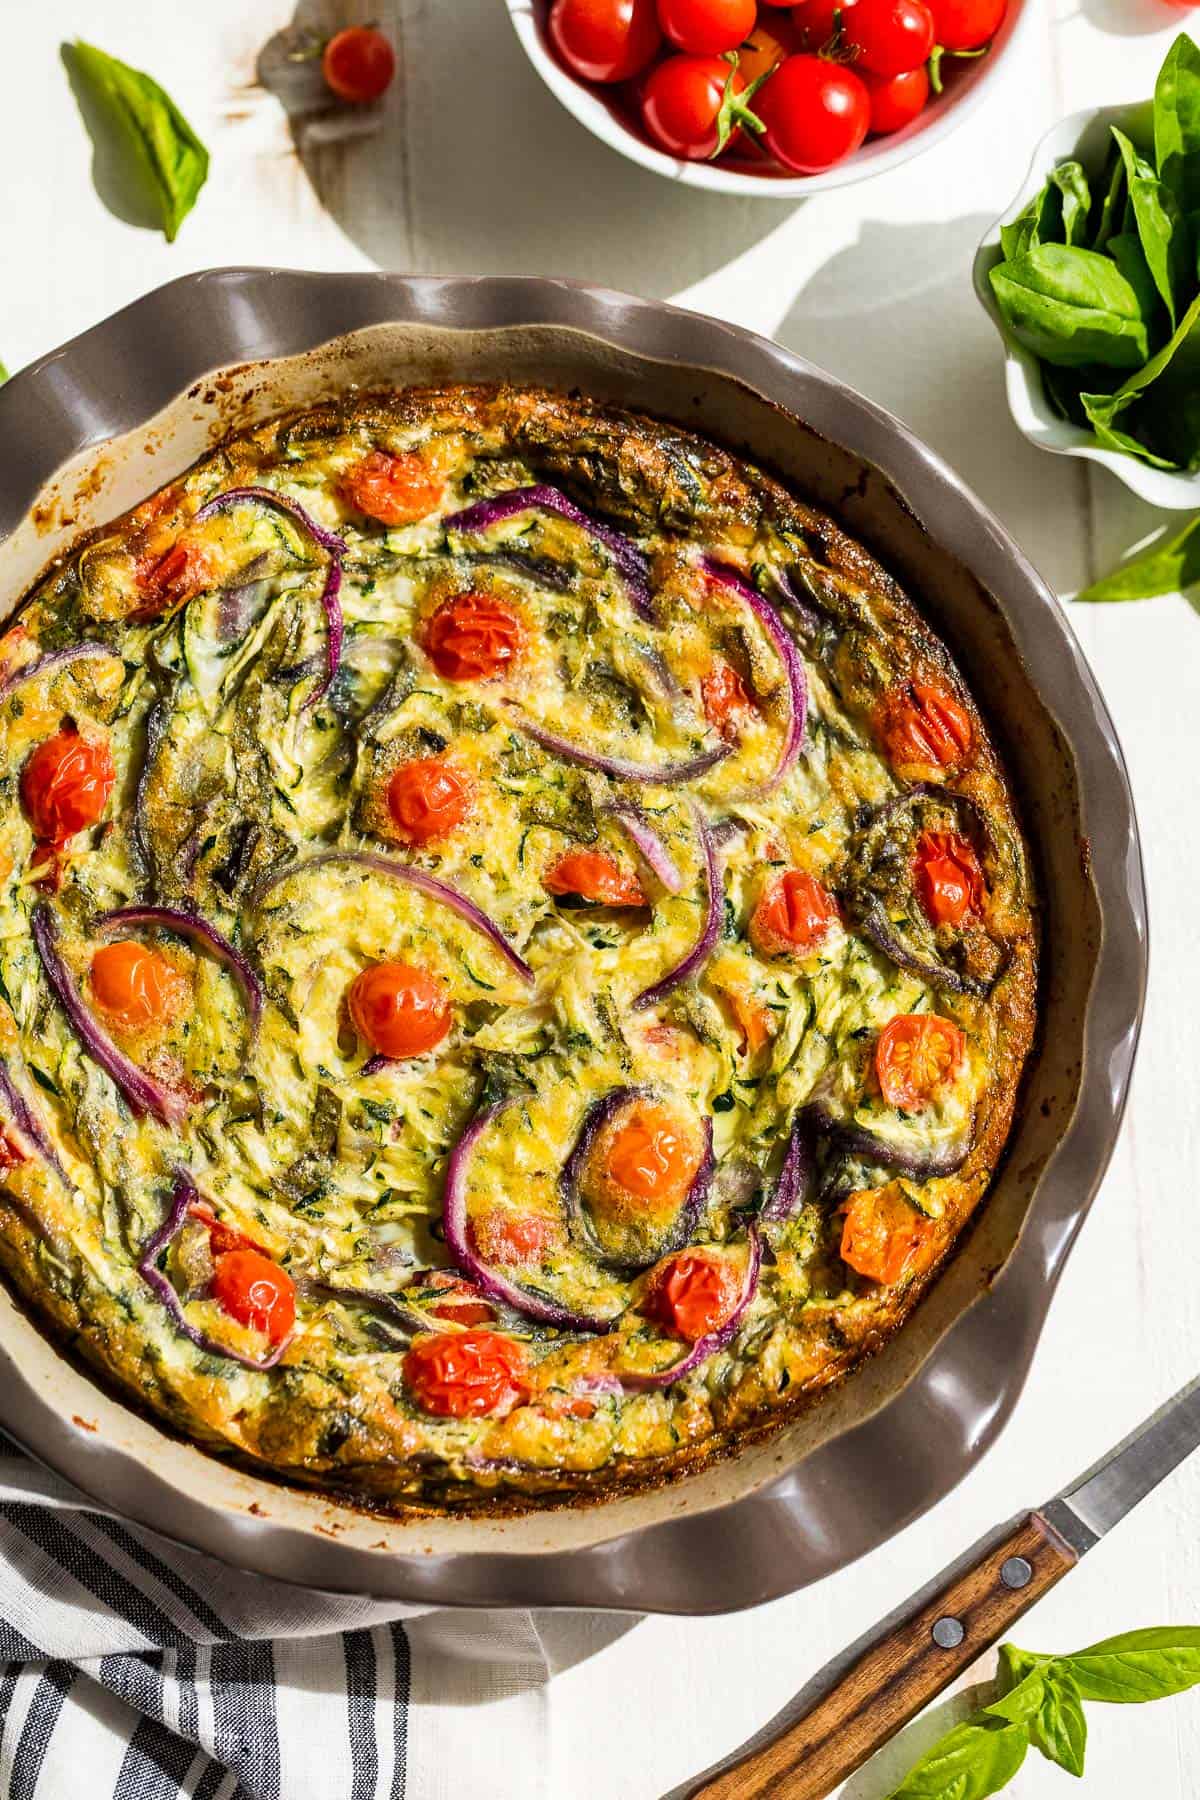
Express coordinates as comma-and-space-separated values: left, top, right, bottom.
21, 729, 115, 846
424, 592, 525, 682
840, 1185, 933, 1283
755, 55, 870, 172
403, 1329, 529, 1417
842, 0, 934, 74
322, 26, 396, 103
657, 0, 759, 54
878, 680, 972, 770
90, 941, 188, 1033
135, 541, 210, 614
648, 1250, 741, 1341
642, 54, 751, 160
347, 962, 451, 1060
470, 1208, 559, 1269
386, 758, 472, 845
549, 0, 663, 81
913, 829, 983, 927
926, 0, 1005, 49
602, 1101, 702, 1203
210, 1249, 296, 1343
701, 660, 755, 737
863, 65, 929, 133
875, 1013, 964, 1111
415, 1271, 497, 1327
750, 869, 838, 957
341, 450, 442, 525
544, 848, 647, 906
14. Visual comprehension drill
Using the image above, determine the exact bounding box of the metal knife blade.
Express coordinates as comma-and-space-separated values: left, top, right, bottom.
1040, 1371, 1200, 1556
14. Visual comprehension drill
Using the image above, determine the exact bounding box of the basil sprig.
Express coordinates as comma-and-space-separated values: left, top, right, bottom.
65, 41, 209, 242
886, 1627, 1200, 1798
989, 33, 1200, 472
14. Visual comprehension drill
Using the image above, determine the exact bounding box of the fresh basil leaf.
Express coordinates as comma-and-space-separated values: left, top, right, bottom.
1155, 33, 1200, 217
66, 41, 209, 242
983, 1665, 1046, 1726
1028, 1668, 1088, 1776
886, 1719, 1028, 1800
1092, 142, 1128, 251
1050, 161, 1092, 247
990, 245, 1151, 368
1061, 1626, 1200, 1702
1111, 127, 1189, 327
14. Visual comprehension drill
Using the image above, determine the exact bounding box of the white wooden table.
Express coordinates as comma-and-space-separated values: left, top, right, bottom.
3, 2, 1199, 1795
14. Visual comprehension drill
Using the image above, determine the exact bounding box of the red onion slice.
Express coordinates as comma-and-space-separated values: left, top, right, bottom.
304, 1279, 444, 1339
857, 898, 992, 1001
96, 904, 264, 1037
803, 1098, 972, 1181
559, 1087, 712, 1272
0, 642, 118, 706
607, 805, 684, 894
138, 1172, 291, 1370
505, 709, 731, 786
32, 905, 188, 1126
446, 485, 653, 620
760, 1121, 814, 1224
619, 1225, 762, 1390
700, 558, 808, 795
443, 1095, 618, 1333
195, 486, 344, 706
633, 801, 721, 1011
253, 850, 534, 985
0, 1059, 69, 1186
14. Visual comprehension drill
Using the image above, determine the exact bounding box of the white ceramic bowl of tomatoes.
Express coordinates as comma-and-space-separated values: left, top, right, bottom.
507, 0, 1031, 193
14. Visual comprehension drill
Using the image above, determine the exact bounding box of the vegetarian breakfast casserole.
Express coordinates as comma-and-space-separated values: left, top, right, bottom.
0, 385, 1036, 1509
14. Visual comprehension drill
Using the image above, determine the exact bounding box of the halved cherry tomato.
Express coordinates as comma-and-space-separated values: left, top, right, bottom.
387, 759, 472, 845
648, 1250, 741, 1341
750, 869, 838, 957
21, 729, 115, 846
602, 1101, 702, 1203
913, 830, 983, 927
549, 0, 663, 82
875, 1013, 964, 1111
842, 0, 935, 74
701, 660, 755, 739
840, 1185, 933, 1284
187, 1200, 262, 1258
544, 848, 647, 906
927, 0, 1005, 49
341, 450, 442, 525
135, 541, 210, 614
722, 984, 774, 1054
755, 54, 870, 171
417, 1273, 497, 1328
347, 962, 451, 1059
403, 1329, 529, 1417
658, 0, 759, 54
879, 680, 972, 770
322, 26, 396, 102
90, 941, 189, 1033
470, 1208, 559, 1270
210, 1249, 296, 1343
863, 64, 929, 133
424, 592, 525, 682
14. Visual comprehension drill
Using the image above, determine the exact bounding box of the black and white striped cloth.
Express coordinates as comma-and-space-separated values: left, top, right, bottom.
0, 1439, 557, 1800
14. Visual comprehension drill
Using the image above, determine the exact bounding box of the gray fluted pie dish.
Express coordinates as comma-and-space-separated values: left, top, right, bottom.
0, 271, 1146, 1612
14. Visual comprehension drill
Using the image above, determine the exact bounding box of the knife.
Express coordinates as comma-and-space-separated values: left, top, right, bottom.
677, 1371, 1200, 1800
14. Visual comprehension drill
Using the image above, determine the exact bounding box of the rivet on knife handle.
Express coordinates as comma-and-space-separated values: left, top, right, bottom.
684, 1513, 1079, 1800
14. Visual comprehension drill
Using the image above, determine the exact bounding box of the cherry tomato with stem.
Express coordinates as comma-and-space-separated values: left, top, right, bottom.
755, 54, 869, 172
210, 1249, 296, 1343
386, 758, 472, 845
342, 451, 443, 525
842, 0, 935, 75
863, 64, 929, 133
641, 53, 767, 158
322, 26, 396, 103
792, 0, 857, 48
926, 0, 1005, 49
347, 962, 452, 1060
657, 0, 759, 55
549, 0, 663, 81
424, 592, 525, 681
403, 1329, 529, 1417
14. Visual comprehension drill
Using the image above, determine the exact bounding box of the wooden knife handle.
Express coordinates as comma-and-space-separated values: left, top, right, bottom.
688, 1511, 1079, 1800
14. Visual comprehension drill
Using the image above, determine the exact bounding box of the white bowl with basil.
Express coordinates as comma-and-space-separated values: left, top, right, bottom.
974, 35, 1200, 510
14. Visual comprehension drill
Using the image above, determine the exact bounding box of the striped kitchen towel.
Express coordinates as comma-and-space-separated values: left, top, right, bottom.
0, 1438, 556, 1800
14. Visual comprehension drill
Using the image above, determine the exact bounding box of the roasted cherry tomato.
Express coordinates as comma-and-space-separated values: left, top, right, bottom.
657, 0, 758, 54
878, 680, 972, 770
210, 1249, 296, 1343
387, 758, 472, 845
750, 869, 838, 957
544, 848, 647, 906
188, 1200, 261, 1258
842, 0, 935, 74
136, 541, 210, 613
862, 64, 928, 131
649, 1250, 741, 1341
90, 941, 188, 1033
755, 54, 869, 171
322, 26, 396, 102
840, 1185, 933, 1284
341, 450, 442, 525
602, 1101, 702, 1203
722, 984, 774, 1054
470, 1208, 559, 1269
701, 660, 755, 737
875, 1013, 964, 1111
347, 961, 451, 1059
913, 829, 983, 927
424, 592, 524, 682
21, 729, 115, 846
415, 1272, 497, 1328
549, 0, 663, 81
403, 1329, 529, 1417
642, 54, 745, 160
926, 0, 1005, 48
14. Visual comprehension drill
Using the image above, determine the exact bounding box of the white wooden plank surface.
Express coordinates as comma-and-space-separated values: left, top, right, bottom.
2, 3, 1199, 1796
